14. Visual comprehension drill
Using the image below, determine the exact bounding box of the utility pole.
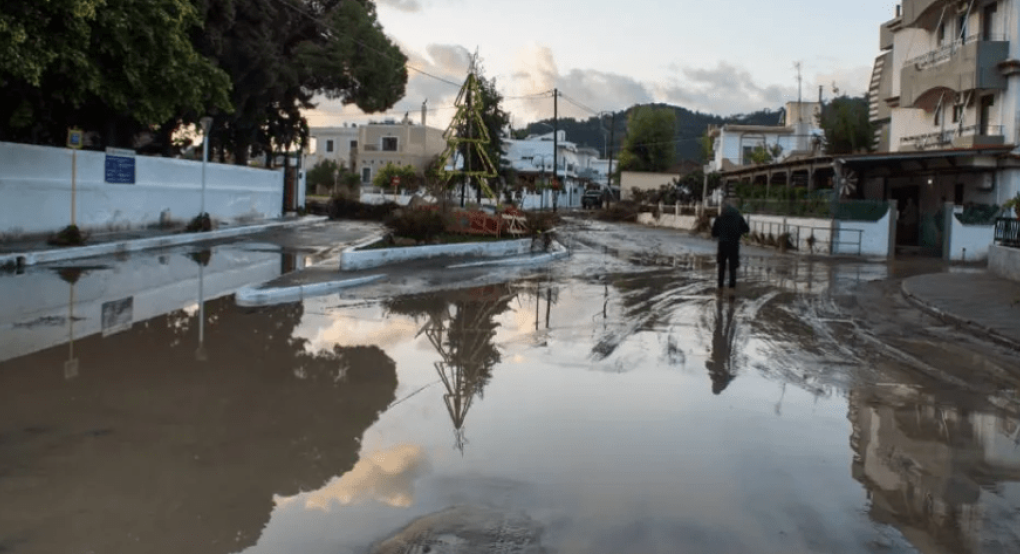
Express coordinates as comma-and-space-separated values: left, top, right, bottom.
552, 88, 559, 212
607, 112, 616, 205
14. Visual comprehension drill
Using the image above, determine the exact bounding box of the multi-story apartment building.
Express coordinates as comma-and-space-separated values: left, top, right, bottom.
867, 1, 1020, 209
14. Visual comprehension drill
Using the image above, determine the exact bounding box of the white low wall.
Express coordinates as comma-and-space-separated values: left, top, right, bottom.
359, 188, 584, 211
0, 141, 283, 238
946, 209, 995, 262
340, 238, 533, 270
637, 212, 698, 231
989, 244, 1020, 282
836, 207, 893, 257
0, 246, 282, 364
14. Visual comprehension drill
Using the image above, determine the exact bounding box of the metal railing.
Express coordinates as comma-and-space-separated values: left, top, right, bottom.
900, 124, 1005, 146
995, 217, 1020, 247
904, 33, 1008, 69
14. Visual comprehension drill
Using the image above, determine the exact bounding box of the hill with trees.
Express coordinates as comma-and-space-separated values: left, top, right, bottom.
520, 103, 785, 164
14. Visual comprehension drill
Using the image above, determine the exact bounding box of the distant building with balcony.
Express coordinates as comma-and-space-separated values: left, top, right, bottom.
706, 101, 824, 173
503, 131, 612, 202
354, 119, 446, 185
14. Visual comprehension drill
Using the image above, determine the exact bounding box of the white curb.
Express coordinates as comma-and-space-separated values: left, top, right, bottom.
340, 237, 534, 271
235, 274, 386, 307
1, 216, 326, 267
447, 241, 570, 268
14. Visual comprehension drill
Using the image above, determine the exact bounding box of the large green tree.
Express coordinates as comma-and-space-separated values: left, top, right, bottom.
618, 106, 676, 172
199, 0, 407, 165
820, 95, 874, 155
0, 0, 232, 148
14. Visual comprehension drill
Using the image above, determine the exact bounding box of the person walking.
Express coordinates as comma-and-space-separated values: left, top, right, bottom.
711, 202, 750, 290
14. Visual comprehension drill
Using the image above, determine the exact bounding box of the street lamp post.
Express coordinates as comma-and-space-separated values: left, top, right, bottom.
199, 116, 213, 216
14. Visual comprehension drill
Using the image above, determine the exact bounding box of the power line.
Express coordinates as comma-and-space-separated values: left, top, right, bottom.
558, 93, 601, 116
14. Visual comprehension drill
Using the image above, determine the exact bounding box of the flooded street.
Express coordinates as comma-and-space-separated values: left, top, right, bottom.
2, 220, 1019, 554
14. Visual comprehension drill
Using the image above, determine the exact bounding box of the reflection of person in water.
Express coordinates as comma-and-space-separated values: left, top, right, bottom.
705, 296, 738, 395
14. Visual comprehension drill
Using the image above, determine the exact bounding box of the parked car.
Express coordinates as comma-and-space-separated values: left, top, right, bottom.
582, 189, 605, 209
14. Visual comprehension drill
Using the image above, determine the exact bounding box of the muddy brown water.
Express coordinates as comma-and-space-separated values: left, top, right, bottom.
1, 226, 1019, 554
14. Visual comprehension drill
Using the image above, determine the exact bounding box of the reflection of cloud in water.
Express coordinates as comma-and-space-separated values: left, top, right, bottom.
296, 308, 420, 354
277, 445, 429, 511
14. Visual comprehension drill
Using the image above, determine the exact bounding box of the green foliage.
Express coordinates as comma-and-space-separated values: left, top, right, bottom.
525, 104, 783, 164
618, 106, 676, 172
384, 209, 447, 242
1003, 194, 1020, 212
747, 143, 783, 165
820, 96, 874, 155
306, 159, 341, 192
373, 162, 419, 190
699, 132, 714, 164
955, 204, 1000, 225
1, 0, 232, 148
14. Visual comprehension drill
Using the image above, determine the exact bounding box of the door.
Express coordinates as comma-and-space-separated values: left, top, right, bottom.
892, 185, 920, 247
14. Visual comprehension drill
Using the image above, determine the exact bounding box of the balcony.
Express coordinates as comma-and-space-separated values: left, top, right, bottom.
899, 124, 1004, 151
901, 0, 948, 30
900, 38, 1009, 107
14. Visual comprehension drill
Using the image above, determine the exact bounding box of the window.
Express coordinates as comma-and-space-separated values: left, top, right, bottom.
325, 139, 334, 153
937, 22, 947, 45
361, 167, 371, 183
934, 105, 942, 125
741, 145, 756, 164
952, 104, 963, 124
350, 140, 358, 150
382, 137, 398, 151
957, 13, 968, 42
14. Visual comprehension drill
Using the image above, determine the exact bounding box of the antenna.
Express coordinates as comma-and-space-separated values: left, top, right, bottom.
794, 61, 803, 123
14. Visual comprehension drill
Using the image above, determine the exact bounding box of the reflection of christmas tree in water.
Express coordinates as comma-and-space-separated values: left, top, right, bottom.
389, 285, 517, 452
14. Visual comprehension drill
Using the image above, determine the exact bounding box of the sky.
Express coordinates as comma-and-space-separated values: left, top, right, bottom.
305, 0, 899, 130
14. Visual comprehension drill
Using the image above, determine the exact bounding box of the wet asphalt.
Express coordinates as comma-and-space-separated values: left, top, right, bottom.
1, 217, 1018, 554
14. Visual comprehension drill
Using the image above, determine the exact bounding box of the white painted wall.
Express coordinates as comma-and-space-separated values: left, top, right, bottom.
946, 206, 995, 261
0, 246, 282, 364
0, 141, 283, 238
637, 212, 698, 231
836, 207, 893, 257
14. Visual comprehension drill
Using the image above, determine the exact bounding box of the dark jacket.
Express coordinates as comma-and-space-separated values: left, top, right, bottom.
712, 206, 750, 244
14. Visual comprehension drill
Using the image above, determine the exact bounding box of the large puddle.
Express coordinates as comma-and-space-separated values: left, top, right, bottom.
1, 237, 1019, 554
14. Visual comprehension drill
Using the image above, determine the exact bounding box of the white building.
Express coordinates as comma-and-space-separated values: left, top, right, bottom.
707, 101, 823, 172
502, 131, 614, 203
306, 125, 359, 170
857, 0, 1020, 255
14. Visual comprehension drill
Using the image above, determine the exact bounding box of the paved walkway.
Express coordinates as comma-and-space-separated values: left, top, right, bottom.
902, 271, 1020, 349
0, 216, 326, 267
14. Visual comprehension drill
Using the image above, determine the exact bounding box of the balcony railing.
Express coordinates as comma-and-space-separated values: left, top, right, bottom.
905, 34, 1008, 70
995, 217, 1020, 247
900, 124, 1004, 147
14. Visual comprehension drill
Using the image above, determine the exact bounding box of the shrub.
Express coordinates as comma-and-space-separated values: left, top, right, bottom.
597, 200, 640, 222
524, 211, 562, 235
48, 225, 87, 246
328, 197, 399, 221
384, 209, 447, 242
185, 213, 212, 233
